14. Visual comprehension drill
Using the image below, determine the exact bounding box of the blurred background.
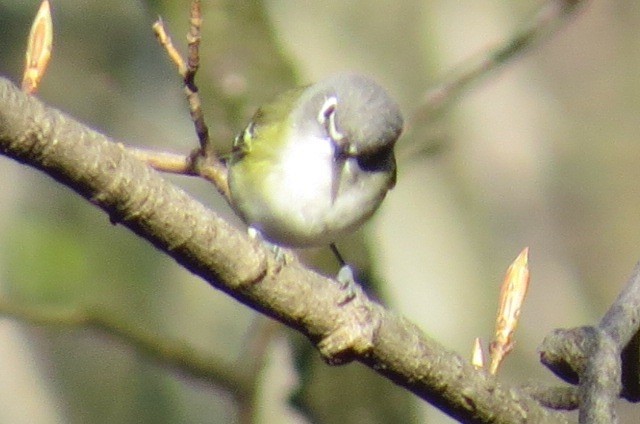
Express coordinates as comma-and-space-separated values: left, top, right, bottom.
0, 0, 639, 422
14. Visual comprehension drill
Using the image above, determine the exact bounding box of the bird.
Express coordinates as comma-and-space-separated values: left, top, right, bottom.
227, 73, 403, 254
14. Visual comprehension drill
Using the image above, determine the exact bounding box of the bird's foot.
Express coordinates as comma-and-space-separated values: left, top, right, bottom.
247, 227, 286, 264
336, 265, 358, 305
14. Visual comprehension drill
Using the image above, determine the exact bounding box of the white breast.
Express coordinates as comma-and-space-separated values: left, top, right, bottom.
258, 133, 390, 246
267, 134, 336, 225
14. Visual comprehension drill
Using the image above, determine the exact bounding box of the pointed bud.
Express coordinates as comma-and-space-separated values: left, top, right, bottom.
489, 247, 530, 375
23, 0, 53, 94
471, 337, 485, 370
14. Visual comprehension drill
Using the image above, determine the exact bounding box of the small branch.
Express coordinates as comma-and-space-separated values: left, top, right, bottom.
127, 146, 193, 175
0, 299, 251, 398
152, 18, 187, 76
521, 384, 579, 411
186, 0, 202, 81
410, 0, 586, 129
578, 328, 620, 423
153, 2, 229, 199
598, 262, 640, 350
183, 0, 209, 153
539, 261, 640, 419
124, 145, 230, 199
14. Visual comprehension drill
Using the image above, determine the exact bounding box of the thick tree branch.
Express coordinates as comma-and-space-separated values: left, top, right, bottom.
0, 77, 566, 423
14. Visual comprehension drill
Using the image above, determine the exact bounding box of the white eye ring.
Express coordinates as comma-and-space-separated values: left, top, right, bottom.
318, 96, 345, 143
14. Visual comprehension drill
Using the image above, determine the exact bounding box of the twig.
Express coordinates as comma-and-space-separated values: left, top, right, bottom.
127, 146, 194, 175
409, 0, 586, 129
183, 0, 209, 152
186, 0, 202, 85
578, 328, 620, 423
399, 0, 586, 161
0, 299, 251, 398
539, 262, 640, 419
521, 384, 579, 411
598, 262, 640, 350
125, 144, 230, 199
152, 17, 187, 75
152, 1, 229, 199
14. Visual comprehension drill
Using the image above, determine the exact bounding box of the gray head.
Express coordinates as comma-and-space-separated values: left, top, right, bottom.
293, 73, 404, 157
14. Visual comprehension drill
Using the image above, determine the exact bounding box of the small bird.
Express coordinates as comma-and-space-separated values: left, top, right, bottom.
228, 73, 403, 253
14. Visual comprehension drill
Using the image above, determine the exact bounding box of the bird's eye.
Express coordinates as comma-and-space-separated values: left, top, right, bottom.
318, 96, 345, 144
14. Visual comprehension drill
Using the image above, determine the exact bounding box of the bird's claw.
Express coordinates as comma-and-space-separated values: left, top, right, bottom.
248, 226, 287, 264
336, 265, 357, 305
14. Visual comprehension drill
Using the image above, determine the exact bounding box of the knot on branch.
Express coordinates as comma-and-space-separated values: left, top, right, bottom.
317, 291, 383, 364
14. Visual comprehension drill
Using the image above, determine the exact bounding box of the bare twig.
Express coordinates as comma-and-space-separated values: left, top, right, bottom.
153, 17, 187, 75
399, 0, 587, 161
521, 384, 579, 410
539, 262, 640, 419
598, 262, 640, 350
184, 0, 210, 153
0, 299, 251, 398
408, 0, 586, 132
578, 328, 620, 423
127, 146, 194, 175
186, 0, 202, 82
152, 1, 229, 199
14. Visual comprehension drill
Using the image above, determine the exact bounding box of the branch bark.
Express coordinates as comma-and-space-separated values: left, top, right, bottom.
0, 77, 566, 423
539, 262, 640, 422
